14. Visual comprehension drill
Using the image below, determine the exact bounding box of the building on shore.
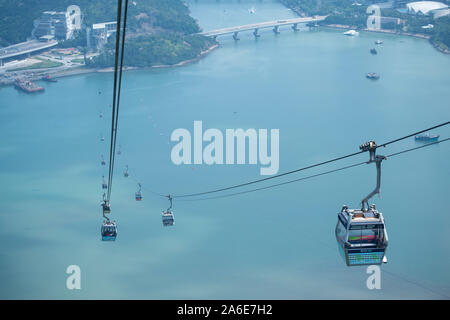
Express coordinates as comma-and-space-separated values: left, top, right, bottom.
406, 1, 449, 18
91, 22, 117, 50
0, 40, 58, 66
32, 5, 82, 41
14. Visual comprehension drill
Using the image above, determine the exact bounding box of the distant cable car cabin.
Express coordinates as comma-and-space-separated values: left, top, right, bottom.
102, 176, 107, 190
124, 165, 129, 178
102, 200, 111, 215
101, 220, 117, 241
101, 155, 106, 166
135, 183, 142, 201
335, 141, 388, 266
162, 195, 175, 227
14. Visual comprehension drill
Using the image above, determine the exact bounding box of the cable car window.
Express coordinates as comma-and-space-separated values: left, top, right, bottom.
336, 220, 346, 241
348, 225, 382, 244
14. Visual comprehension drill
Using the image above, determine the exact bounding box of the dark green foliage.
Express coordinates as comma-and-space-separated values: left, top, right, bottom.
281, 0, 450, 51
432, 16, 450, 48
0, 0, 200, 45
0, 0, 214, 67
88, 34, 215, 68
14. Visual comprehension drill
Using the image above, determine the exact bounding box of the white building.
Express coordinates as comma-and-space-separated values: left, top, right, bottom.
32, 5, 81, 40
406, 1, 449, 16
91, 22, 117, 49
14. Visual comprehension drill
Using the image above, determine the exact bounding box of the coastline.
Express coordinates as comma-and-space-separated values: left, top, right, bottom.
323, 24, 449, 55
323, 23, 431, 40
0, 43, 219, 85
49, 43, 220, 80
278, 0, 449, 55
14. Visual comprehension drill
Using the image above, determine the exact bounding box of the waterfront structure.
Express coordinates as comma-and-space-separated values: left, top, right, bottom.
406, 1, 449, 16
0, 40, 58, 66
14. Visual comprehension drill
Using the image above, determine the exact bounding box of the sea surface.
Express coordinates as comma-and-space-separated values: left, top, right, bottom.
0, 0, 449, 299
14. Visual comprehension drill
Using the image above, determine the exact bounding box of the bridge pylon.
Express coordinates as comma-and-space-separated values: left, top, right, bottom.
292, 23, 299, 31
253, 28, 260, 38
233, 32, 240, 41
273, 26, 280, 34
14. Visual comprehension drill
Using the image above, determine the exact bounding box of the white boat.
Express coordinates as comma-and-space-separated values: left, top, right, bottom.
343, 30, 359, 36
249, 7, 255, 14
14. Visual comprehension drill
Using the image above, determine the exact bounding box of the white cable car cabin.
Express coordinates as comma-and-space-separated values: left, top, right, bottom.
335, 141, 389, 266
135, 183, 142, 201
162, 195, 175, 226
102, 200, 111, 214
162, 210, 174, 227
101, 220, 117, 241
102, 176, 107, 190
336, 205, 388, 266
135, 191, 142, 201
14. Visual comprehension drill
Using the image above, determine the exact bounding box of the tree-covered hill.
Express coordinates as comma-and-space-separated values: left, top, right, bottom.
0, 0, 200, 46
0, 0, 216, 67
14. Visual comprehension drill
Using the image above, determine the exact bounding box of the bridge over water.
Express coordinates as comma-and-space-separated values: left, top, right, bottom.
199, 16, 327, 40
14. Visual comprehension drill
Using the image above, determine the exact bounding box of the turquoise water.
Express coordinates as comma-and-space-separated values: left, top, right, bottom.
0, 0, 449, 299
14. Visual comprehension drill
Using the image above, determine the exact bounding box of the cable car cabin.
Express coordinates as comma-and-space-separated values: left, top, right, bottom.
162, 210, 174, 227
135, 191, 142, 201
335, 205, 388, 266
102, 201, 111, 214
101, 160, 106, 166
101, 221, 117, 241
124, 171, 129, 178
102, 183, 107, 190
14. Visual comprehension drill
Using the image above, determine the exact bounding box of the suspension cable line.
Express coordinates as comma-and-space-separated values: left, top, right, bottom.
106, 0, 129, 202
177, 137, 449, 202
172, 122, 449, 199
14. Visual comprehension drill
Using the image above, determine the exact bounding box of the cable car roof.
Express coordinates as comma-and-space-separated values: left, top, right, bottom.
339, 208, 384, 225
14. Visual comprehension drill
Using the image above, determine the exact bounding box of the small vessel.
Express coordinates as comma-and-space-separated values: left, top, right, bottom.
14, 79, 44, 93
249, 7, 255, 14
366, 72, 380, 80
370, 48, 377, 55
343, 30, 359, 36
415, 133, 440, 142
375, 40, 383, 45
42, 74, 57, 82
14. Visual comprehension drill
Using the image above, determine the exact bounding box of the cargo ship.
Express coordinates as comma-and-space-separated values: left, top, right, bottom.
415, 133, 440, 142
14, 79, 45, 93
